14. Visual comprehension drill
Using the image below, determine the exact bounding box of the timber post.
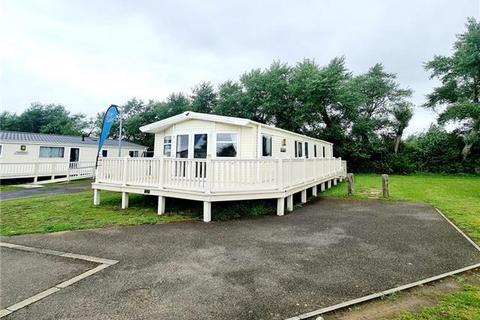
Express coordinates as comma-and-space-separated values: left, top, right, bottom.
347, 173, 354, 195
382, 174, 389, 198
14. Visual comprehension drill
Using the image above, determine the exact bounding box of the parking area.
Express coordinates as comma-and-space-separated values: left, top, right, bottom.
1, 198, 479, 319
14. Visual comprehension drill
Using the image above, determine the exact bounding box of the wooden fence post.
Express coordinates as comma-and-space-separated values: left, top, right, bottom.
347, 173, 354, 195
382, 174, 389, 198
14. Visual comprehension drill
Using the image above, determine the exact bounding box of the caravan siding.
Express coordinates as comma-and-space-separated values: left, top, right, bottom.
153, 119, 257, 158
0, 142, 142, 164
260, 126, 333, 159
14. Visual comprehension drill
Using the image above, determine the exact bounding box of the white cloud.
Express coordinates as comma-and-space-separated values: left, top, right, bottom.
0, 0, 478, 133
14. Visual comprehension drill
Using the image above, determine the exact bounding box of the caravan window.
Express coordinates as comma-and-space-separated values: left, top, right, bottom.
216, 133, 237, 157
194, 134, 208, 158
295, 141, 303, 158
314, 145, 317, 157
102, 150, 108, 157
129, 150, 139, 157
39, 146, 64, 158
262, 134, 272, 157
163, 136, 172, 157
305, 142, 309, 158
176, 135, 189, 158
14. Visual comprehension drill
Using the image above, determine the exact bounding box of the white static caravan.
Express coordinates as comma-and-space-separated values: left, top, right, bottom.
92, 112, 347, 221
0, 131, 147, 181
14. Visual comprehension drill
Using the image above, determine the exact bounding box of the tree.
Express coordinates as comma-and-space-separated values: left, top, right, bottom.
0, 103, 88, 135
191, 82, 217, 113
392, 103, 414, 154
213, 81, 247, 118
425, 17, 480, 160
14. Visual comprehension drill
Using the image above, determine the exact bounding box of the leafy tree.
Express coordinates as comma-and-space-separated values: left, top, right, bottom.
392, 103, 414, 154
425, 17, 480, 160
191, 82, 217, 113
213, 81, 247, 118
0, 103, 88, 135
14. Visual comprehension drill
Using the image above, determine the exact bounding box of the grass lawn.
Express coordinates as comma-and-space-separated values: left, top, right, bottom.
0, 191, 195, 236
323, 174, 480, 320
0, 184, 21, 191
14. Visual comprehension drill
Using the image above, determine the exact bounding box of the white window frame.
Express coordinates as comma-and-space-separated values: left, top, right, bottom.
193, 133, 208, 159
215, 132, 239, 158
163, 135, 172, 157
261, 134, 272, 157
175, 134, 190, 159
295, 140, 303, 158
39, 146, 65, 158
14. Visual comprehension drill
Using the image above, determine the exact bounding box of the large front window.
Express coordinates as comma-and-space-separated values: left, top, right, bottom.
176, 134, 189, 158
164, 136, 172, 157
39, 146, 64, 158
262, 134, 272, 157
194, 134, 208, 158
216, 133, 237, 157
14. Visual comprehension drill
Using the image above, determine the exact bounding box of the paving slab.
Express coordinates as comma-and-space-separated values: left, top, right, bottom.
0, 247, 96, 309
1, 198, 479, 319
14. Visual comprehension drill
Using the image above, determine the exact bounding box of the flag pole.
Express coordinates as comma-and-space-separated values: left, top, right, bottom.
118, 106, 123, 157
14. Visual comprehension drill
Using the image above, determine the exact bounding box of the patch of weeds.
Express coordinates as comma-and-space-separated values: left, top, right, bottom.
385, 292, 400, 301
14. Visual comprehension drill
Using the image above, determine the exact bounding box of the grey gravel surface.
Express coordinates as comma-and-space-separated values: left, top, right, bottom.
1, 198, 479, 319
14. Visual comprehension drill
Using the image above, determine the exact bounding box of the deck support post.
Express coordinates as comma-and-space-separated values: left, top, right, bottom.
121, 192, 129, 209
157, 196, 165, 215
286, 195, 294, 212
301, 190, 307, 203
93, 189, 100, 205
312, 185, 318, 197
333, 178, 338, 186
277, 197, 285, 216
320, 182, 325, 192
203, 201, 212, 222
327, 180, 332, 189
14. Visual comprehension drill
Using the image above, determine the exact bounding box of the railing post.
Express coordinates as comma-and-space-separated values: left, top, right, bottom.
51, 163, 56, 180
159, 157, 164, 189
122, 157, 128, 186
67, 162, 71, 181
303, 158, 306, 184
205, 155, 212, 194
33, 162, 39, 183
277, 158, 283, 190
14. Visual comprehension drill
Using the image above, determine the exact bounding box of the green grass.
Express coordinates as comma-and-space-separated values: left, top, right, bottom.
0, 184, 21, 191
0, 191, 195, 236
323, 174, 480, 243
323, 174, 480, 320
393, 284, 480, 320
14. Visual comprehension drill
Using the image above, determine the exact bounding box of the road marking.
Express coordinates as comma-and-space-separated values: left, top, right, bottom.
285, 207, 480, 320
0, 242, 118, 318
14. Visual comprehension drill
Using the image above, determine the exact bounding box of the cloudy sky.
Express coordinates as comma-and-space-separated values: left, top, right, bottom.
1, 0, 478, 135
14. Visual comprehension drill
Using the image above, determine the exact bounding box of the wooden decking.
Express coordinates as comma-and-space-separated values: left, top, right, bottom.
92, 157, 347, 221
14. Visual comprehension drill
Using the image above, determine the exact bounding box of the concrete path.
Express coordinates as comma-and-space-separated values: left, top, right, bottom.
0, 180, 92, 200
1, 198, 479, 319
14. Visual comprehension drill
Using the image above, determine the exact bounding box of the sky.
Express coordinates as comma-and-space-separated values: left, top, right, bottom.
0, 0, 479, 135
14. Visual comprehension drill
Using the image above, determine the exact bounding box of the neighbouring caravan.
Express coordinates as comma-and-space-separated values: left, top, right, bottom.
0, 131, 147, 181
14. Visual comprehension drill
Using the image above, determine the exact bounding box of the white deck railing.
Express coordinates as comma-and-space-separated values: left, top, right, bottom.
0, 161, 95, 180
96, 157, 347, 193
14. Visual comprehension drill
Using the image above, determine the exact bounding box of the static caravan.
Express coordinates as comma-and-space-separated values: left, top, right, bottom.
92, 112, 347, 221
0, 131, 147, 181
